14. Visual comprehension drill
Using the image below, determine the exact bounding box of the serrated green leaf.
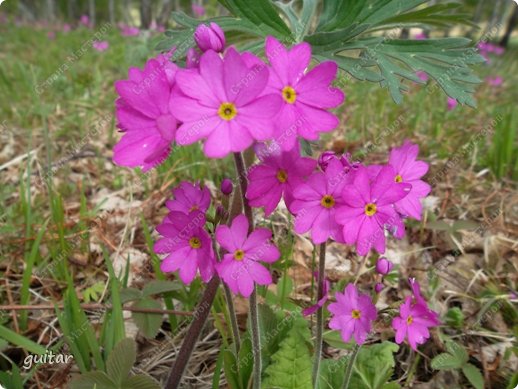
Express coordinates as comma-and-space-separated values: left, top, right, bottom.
222, 347, 241, 389
262, 321, 312, 389
132, 299, 163, 338
446, 341, 469, 365
69, 371, 116, 389
431, 352, 465, 370
462, 363, 484, 389
142, 280, 183, 297
107, 338, 137, 384
349, 342, 399, 389
318, 357, 348, 389
122, 374, 161, 389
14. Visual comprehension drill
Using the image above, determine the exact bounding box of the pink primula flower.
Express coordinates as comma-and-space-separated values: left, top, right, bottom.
216, 215, 280, 297
121, 25, 140, 37
388, 141, 431, 220
447, 97, 458, 111
392, 279, 440, 350
92, 40, 109, 52
328, 284, 377, 345
246, 143, 316, 216
486, 76, 503, 86
291, 158, 354, 244
335, 166, 411, 255
264, 36, 344, 150
165, 181, 211, 214
170, 47, 282, 158
154, 210, 215, 284
113, 56, 178, 171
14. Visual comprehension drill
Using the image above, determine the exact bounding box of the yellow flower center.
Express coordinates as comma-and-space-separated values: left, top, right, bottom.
395, 174, 403, 183
234, 249, 245, 261
189, 204, 199, 212
407, 315, 413, 325
364, 203, 377, 216
321, 195, 335, 209
189, 237, 202, 249
276, 169, 288, 183
218, 102, 238, 121
351, 309, 361, 319
282, 86, 297, 104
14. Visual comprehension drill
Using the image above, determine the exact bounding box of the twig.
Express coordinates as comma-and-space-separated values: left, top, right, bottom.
0, 304, 193, 316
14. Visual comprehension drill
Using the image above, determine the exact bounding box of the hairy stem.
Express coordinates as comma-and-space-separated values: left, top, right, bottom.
233, 152, 262, 388
312, 241, 327, 388
342, 344, 361, 389
223, 283, 241, 354
164, 276, 220, 389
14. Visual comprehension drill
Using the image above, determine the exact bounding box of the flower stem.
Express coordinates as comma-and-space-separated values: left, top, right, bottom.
312, 241, 327, 388
342, 344, 361, 389
164, 275, 220, 389
223, 283, 241, 354
233, 152, 262, 388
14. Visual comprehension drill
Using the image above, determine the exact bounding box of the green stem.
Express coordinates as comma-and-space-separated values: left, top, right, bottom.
342, 344, 361, 389
233, 152, 262, 389
312, 241, 327, 388
223, 283, 241, 354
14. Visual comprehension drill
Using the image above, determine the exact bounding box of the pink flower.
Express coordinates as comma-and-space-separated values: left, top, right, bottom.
388, 141, 431, 220
194, 23, 225, 53
166, 181, 211, 214
92, 40, 109, 52
414, 32, 427, 40
291, 158, 353, 244
63, 23, 71, 33
170, 47, 282, 158
335, 166, 411, 255
328, 284, 377, 345
264, 36, 344, 150
392, 279, 440, 350
303, 272, 330, 316
192, 3, 206, 17
113, 56, 178, 171
416, 71, 428, 82
80, 14, 91, 28
121, 26, 140, 37
186, 48, 201, 68
447, 97, 457, 111
154, 210, 215, 284
486, 76, 503, 86
216, 215, 280, 297
246, 143, 317, 216
375, 257, 393, 275
220, 178, 233, 195
374, 283, 384, 294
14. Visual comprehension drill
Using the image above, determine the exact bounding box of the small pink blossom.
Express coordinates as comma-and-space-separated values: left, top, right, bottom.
63, 23, 71, 33
416, 71, 428, 82
328, 284, 377, 345
335, 166, 411, 255
192, 3, 206, 17
375, 257, 393, 275
216, 215, 280, 297
154, 210, 215, 283
486, 76, 503, 86
121, 25, 140, 37
166, 181, 211, 214
303, 272, 330, 316
392, 279, 440, 350
194, 23, 225, 53
170, 47, 282, 158
80, 14, 91, 28
414, 32, 427, 40
374, 283, 384, 294
388, 140, 431, 220
264, 36, 344, 150
220, 178, 233, 195
246, 143, 317, 216
92, 40, 109, 52
447, 97, 458, 111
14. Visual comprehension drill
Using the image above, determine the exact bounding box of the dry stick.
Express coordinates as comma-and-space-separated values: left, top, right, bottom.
312, 241, 327, 388
0, 304, 193, 316
233, 152, 262, 389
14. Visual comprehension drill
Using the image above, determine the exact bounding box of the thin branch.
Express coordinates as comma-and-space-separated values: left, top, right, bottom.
0, 304, 193, 316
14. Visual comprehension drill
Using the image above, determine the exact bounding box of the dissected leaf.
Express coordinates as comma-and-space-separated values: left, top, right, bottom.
69, 371, 116, 389
348, 342, 400, 389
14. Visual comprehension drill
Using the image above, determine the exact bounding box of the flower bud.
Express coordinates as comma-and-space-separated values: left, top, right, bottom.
194, 22, 225, 53
318, 151, 337, 171
220, 178, 233, 195
375, 283, 384, 294
186, 47, 201, 68
375, 257, 393, 275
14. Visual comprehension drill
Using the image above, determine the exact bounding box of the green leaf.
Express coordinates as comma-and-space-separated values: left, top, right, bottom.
69, 371, 116, 389
122, 374, 161, 389
217, 0, 292, 39
107, 338, 137, 385
349, 342, 400, 389
431, 352, 465, 370
445, 307, 464, 329
132, 299, 163, 338
142, 280, 183, 297
318, 357, 348, 388
222, 347, 241, 389
262, 319, 313, 389
120, 287, 143, 304
462, 363, 484, 389
0, 324, 47, 355
380, 3, 475, 29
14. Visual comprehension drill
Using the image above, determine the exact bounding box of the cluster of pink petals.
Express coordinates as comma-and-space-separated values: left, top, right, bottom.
92, 40, 109, 52
166, 181, 211, 214
264, 37, 344, 150
246, 142, 316, 216
216, 215, 280, 297
392, 279, 440, 350
192, 3, 206, 17
478, 42, 505, 63
486, 76, 503, 87
120, 25, 140, 37
113, 54, 178, 171
154, 210, 215, 284
328, 284, 377, 345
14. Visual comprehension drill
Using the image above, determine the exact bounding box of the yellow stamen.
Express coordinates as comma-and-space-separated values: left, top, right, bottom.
234, 249, 245, 261
406, 316, 413, 325
351, 309, 361, 319
189, 237, 202, 249
218, 102, 238, 121
282, 86, 297, 104
364, 203, 377, 216
321, 195, 335, 209
189, 205, 199, 212
276, 169, 288, 183
395, 174, 403, 183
